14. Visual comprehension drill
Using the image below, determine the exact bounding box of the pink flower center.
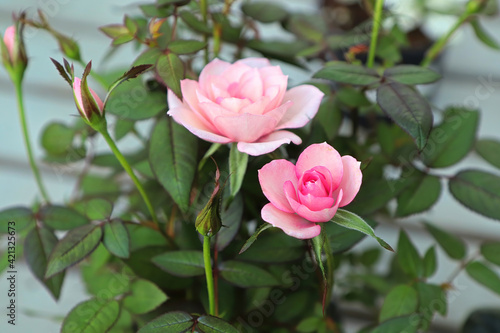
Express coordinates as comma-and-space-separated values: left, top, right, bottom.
299, 169, 329, 198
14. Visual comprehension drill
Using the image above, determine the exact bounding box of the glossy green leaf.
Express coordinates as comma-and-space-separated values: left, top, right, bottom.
25, 226, 65, 300
239, 223, 273, 254
39, 205, 89, 230
379, 285, 418, 322
61, 298, 120, 333
422, 107, 479, 168
45, 224, 103, 278
422, 246, 437, 278
396, 174, 441, 217
152, 250, 205, 277
104, 79, 166, 120
241, 2, 288, 23
0, 206, 34, 233
449, 169, 500, 221
149, 118, 197, 213
168, 39, 206, 54
156, 53, 184, 98
476, 139, 500, 169
123, 279, 168, 314
103, 220, 130, 258
370, 315, 418, 333
424, 222, 466, 260
397, 230, 422, 278
220, 260, 280, 288
383, 65, 441, 85
470, 19, 500, 50
229, 143, 248, 200
377, 81, 433, 151
41, 122, 74, 155
466, 261, 500, 295
239, 228, 303, 263
197, 315, 239, 333
138, 311, 194, 333
331, 209, 394, 252
481, 242, 500, 266
127, 224, 168, 251
324, 219, 374, 254
314, 61, 380, 85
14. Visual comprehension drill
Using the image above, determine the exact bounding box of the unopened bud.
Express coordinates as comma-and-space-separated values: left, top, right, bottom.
72, 62, 105, 127
196, 163, 224, 237
1, 18, 28, 82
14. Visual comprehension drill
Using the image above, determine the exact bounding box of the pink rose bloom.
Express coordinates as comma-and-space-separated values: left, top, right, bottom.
167, 58, 324, 156
73, 77, 104, 121
3, 26, 16, 62
258, 143, 362, 239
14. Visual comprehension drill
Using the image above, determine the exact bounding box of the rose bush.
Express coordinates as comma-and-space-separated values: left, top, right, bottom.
258, 142, 362, 239
167, 57, 324, 156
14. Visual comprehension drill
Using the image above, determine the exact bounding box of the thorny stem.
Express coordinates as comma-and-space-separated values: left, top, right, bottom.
15, 80, 51, 203
203, 235, 216, 316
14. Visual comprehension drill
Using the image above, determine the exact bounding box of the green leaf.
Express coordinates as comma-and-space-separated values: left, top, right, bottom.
168, 39, 206, 54
377, 81, 433, 151
138, 311, 194, 333
336, 87, 371, 108
314, 61, 380, 85
216, 194, 243, 251
45, 224, 103, 278
324, 219, 375, 254
114, 118, 135, 141
481, 242, 500, 266
422, 107, 479, 168
127, 224, 167, 251
331, 209, 394, 252
179, 11, 212, 34
239, 223, 273, 254
73, 198, 113, 220
379, 285, 418, 322
197, 315, 239, 333
315, 97, 342, 140
123, 279, 168, 314
39, 205, 89, 230
61, 298, 120, 333
424, 222, 466, 260
0, 206, 34, 233
107, 64, 152, 94
157, 0, 190, 6
105, 79, 166, 120
152, 250, 205, 277
449, 169, 500, 221
370, 315, 418, 333
149, 118, 197, 213
415, 282, 446, 331
229, 143, 248, 200
156, 53, 184, 98
383, 65, 441, 85
241, 2, 288, 23
25, 226, 65, 300
41, 122, 75, 155
466, 261, 500, 295
397, 230, 422, 278
396, 174, 441, 217
296, 317, 323, 332
220, 261, 280, 288
470, 19, 500, 50
422, 246, 437, 278
103, 220, 130, 259
239, 229, 304, 263
476, 139, 500, 169
246, 40, 307, 67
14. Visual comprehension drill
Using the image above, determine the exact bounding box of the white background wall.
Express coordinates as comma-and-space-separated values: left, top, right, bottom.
1, 0, 500, 332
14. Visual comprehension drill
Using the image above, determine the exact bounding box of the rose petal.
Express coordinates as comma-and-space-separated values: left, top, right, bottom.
221, 62, 252, 83
334, 155, 363, 207
73, 77, 104, 114
168, 105, 232, 144
213, 112, 277, 142
238, 68, 264, 102
295, 143, 343, 190
258, 159, 298, 213
180, 80, 218, 129
199, 58, 231, 92
4, 26, 15, 60
285, 181, 343, 222
236, 57, 271, 68
237, 130, 302, 156
261, 204, 321, 239
276, 85, 324, 129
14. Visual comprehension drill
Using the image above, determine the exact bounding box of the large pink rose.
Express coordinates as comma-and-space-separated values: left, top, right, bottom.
258, 143, 362, 239
167, 58, 324, 156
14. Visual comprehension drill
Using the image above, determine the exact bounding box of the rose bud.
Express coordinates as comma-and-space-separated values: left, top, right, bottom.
72, 70, 104, 126
1, 22, 28, 82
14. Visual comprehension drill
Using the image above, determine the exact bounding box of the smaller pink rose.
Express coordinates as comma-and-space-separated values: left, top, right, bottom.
258, 142, 362, 239
167, 57, 324, 156
72, 77, 104, 121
